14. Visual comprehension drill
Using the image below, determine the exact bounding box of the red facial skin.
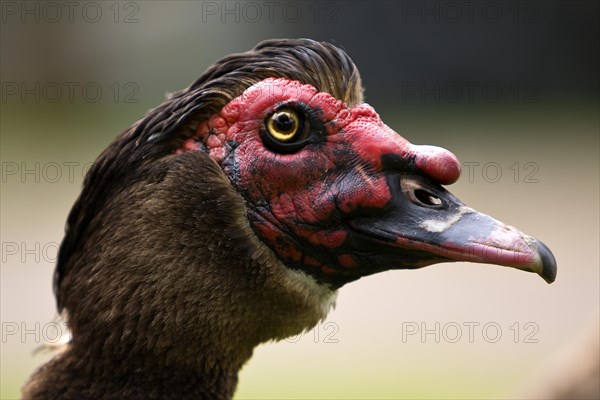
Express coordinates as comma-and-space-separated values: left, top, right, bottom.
177, 78, 462, 281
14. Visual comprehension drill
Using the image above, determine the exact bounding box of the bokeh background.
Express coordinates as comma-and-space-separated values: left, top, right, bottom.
1, 1, 598, 399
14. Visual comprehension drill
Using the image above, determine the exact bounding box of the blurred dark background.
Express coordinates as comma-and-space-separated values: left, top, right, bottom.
2, 1, 598, 104
1, 1, 598, 399
293, 1, 599, 105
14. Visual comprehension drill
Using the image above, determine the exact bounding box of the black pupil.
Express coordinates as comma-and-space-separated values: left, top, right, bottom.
274, 113, 295, 133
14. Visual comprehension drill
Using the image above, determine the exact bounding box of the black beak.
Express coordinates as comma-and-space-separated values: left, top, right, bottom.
346, 172, 557, 283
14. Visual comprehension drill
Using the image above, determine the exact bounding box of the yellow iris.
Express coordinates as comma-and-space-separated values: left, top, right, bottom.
267, 110, 300, 142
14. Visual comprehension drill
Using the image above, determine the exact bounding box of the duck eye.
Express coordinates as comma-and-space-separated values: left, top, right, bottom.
266, 109, 301, 142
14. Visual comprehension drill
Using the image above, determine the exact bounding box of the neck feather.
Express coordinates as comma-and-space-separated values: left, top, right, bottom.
24, 151, 336, 399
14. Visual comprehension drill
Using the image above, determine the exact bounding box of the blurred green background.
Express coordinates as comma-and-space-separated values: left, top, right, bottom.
1, 1, 598, 399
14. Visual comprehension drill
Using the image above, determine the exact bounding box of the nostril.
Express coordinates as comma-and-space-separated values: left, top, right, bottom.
414, 189, 443, 207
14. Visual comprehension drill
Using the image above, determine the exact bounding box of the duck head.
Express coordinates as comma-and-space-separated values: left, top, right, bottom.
177, 76, 556, 287
33, 38, 556, 399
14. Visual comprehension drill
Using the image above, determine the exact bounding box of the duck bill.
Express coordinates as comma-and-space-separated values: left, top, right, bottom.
427, 210, 556, 283
347, 174, 557, 283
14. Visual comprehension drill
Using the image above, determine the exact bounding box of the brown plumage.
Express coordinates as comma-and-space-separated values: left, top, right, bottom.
23, 38, 556, 399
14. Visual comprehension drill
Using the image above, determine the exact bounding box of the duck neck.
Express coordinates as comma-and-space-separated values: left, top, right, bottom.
25, 340, 244, 399
24, 153, 336, 399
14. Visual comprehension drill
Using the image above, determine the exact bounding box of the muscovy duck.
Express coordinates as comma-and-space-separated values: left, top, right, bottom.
23, 38, 557, 399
